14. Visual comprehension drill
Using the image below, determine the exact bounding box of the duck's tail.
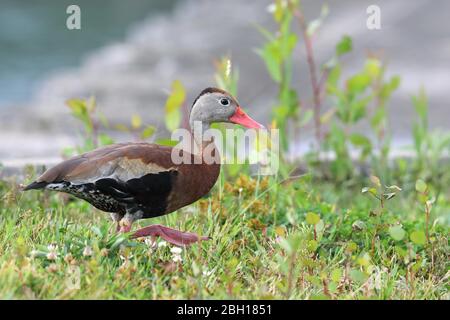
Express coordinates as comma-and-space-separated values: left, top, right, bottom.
22, 181, 48, 191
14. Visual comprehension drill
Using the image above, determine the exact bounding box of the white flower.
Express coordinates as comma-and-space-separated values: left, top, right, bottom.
144, 238, 157, 248
170, 247, 183, 255
30, 250, 39, 259
273, 236, 282, 244
47, 244, 58, 252
46, 251, 57, 260
225, 59, 232, 79
266, 1, 287, 13
202, 268, 213, 276
46, 244, 58, 260
157, 241, 167, 248
172, 254, 183, 263
266, 3, 276, 13
83, 246, 93, 257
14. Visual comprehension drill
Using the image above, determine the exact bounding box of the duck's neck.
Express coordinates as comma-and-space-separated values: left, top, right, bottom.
189, 120, 219, 162
190, 120, 209, 146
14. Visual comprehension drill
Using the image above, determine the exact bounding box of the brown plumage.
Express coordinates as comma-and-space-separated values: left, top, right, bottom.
25, 143, 219, 216
23, 87, 264, 246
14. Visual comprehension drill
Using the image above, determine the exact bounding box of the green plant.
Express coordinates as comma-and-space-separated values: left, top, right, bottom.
415, 179, 435, 244
256, 0, 299, 151
366, 58, 400, 178
411, 89, 450, 185
213, 56, 252, 177
362, 175, 402, 255
321, 56, 400, 181
65, 97, 156, 156
64, 97, 112, 156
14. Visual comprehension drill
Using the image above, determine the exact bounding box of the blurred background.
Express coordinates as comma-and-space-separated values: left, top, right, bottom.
0, 0, 449, 166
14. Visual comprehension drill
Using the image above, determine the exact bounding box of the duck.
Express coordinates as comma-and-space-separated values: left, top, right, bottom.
23, 87, 264, 246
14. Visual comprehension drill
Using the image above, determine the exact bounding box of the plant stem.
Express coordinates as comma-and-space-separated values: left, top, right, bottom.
425, 203, 430, 244
291, 2, 323, 147
286, 251, 297, 298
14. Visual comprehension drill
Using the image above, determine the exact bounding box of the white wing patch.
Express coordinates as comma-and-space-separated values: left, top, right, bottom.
68, 158, 175, 184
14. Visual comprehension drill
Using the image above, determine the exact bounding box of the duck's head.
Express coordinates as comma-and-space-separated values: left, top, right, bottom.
189, 87, 264, 129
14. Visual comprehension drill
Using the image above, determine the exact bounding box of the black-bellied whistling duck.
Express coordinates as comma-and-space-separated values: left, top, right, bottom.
23, 87, 264, 246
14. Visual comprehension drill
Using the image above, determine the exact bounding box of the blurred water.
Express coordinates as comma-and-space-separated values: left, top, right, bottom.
0, 0, 179, 106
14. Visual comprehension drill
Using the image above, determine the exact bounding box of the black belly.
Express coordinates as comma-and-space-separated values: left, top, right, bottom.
57, 170, 178, 219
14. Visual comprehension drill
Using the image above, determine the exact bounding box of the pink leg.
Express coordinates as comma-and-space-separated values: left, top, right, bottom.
119, 222, 132, 233
131, 224, 210, 247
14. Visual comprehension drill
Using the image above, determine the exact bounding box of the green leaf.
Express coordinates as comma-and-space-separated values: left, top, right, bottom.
410, 230, 426, 245
66, 99, 89, 122
383, 193, 397, 200
299, 110, 313, 127
412, 88, 428, 123
389, 225, 406, 241
326, 64, 341, 88
386, 185, 402, 192
141, 126, 156, 140
330, 268, 342, 282
346, 241, 358, 253
305, 212, 321, 225
347, 73, 371, 93
336, 35, 352, 56
256, 44, 282, 83
370, 175, 381, 187
165, 111, 181, 133
155, 139, 178, 147
131, 114, 142, 129
349, 133, 371, 148
114, 124, 130, 133
98, 111, 110, 128
307, 239, 318, 252
273, 0, 284, 23
371, 107, 386, 128
98, 133, 114, 146
389, 75, 401, 90
415, 179, 427, 193
352, 220, 366, 231
381, 76, 401, 99
350, 269, 368, 284
165, 80, 186, 131
165, 80, 186, 113
356, 253, 371, 267
364, 58, 381, 79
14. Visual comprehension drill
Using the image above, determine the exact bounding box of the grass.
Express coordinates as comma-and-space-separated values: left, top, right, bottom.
0, 168, 448, 299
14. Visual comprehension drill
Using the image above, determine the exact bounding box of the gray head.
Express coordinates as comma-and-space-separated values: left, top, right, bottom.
189, 87, 264, 129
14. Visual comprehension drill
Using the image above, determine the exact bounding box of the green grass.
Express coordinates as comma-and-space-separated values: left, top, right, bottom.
0, 171, 448, 299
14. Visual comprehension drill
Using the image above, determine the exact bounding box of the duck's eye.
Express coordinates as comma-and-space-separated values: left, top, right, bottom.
220, 98, 230, 106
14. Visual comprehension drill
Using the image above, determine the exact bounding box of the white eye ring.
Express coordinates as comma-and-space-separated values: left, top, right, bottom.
219, 98, 230, 106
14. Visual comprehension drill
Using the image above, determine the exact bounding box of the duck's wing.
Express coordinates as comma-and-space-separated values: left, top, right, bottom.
23, 143, 180, 214
25, 142, 177, 187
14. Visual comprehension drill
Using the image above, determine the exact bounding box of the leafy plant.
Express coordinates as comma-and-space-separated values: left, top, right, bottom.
256, 0, 299, 151
164, 80, 186, 132
411, 89, 450, 185
65, 97, 157, 157
362, 175, 402, 255
415, 179, 435, 244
